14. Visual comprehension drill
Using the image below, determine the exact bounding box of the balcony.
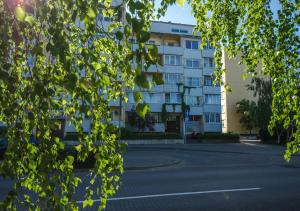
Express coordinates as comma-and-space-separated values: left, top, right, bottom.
157, 45, 184, 55
189, 106, 203, 115
203, 86, 221, 94
163, 84, 181, 92
203, 67, 214, 75
202, 49, 214, 57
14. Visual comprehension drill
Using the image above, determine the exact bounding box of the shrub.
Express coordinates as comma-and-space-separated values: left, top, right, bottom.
198, 132, 240, 140
121, 131, 182, 140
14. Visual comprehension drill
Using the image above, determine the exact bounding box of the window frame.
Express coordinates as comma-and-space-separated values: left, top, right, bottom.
164, 55, 181, 66
205, 113, 221, 124
185, 40, 199, 50
205, 94, 221, 105
186, 59, 200, 69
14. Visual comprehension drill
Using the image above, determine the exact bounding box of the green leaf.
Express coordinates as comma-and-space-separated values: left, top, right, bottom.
75, 145, 82, 152
87, 8, 97, 19
24, 15, 34, 25
148, 45, 158, 62
115, 31, 123, 41
15, 7, 26, 21
83, 198, 94, 208
134, 73, 151, 89
153, 72, 164, 85
138, 31, 150, 43
124, 25, 131, 37
132, 18, 142, 33
134, 92, 143, 103
176, 0, 185, 7
136, 103, 149, 119
135, 1, 145, 10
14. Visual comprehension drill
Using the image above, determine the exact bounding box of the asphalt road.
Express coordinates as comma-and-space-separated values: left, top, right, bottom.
1, 142, 300, 210
102, 143, 300, 211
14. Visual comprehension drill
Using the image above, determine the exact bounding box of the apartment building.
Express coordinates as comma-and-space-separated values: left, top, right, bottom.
116, 21, 221, 134
63, 20, 222, 134
221, 51, 258, 134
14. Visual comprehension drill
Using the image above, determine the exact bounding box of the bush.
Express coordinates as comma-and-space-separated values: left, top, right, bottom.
121, 130, 182, 140
198, 132, 240, 140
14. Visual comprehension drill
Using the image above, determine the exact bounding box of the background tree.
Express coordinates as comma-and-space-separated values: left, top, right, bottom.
236, 99, 258, 134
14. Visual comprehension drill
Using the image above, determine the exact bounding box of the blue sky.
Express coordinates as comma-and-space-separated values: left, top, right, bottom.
155, 0, 282, 25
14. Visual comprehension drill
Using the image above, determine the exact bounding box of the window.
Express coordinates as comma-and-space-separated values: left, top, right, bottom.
186, 40, 198, 49
186, 59, 200, 68
165, 73, 182, 85
205, 94, 221, 104
204, 75, 220, 86
204, 76, 213, 86
216, 113, 221, 123
205, 113, 221, 123
180, 29, 188, 33
185, 96, 202, 106
148, 40, 155, 45
187, 77, 200, 87
164, 55, 181, 65
172, 28, 188, 33
204, 57, 214, 68
205, 42, 214, 50
189, 115, 201, 121
165, 93, 181, 103
126, 92, 134, 103
110, 110, 119, 121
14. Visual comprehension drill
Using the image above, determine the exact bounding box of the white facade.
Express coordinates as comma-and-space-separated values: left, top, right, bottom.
124, 21, 221, 134
65, 21, 222, 134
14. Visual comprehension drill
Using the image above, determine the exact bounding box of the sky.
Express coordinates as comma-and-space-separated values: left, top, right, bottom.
155, 0, 283, 25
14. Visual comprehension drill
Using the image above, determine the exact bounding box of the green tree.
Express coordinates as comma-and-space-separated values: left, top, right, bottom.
0, 0, 158, 210
236, 99, 258, 134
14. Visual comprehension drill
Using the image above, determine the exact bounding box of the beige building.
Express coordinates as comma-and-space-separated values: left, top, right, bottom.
221, 51, 258, 134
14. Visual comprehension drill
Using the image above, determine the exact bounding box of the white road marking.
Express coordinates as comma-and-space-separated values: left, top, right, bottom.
76, 187, 262, 203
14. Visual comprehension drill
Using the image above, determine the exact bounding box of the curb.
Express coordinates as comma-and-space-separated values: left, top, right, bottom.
124, 159, 181, 171
74, 159, 181, 172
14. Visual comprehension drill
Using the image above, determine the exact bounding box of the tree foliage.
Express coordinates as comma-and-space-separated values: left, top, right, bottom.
127, 107, 155, 132
0, 0, 157, 210
0, 0, 299, 210
236, 99, 258, 134
185, 0, 299, 161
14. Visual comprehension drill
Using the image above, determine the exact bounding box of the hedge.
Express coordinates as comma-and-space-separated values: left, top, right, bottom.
121, 130, 182, 140
198, 132, 240, 140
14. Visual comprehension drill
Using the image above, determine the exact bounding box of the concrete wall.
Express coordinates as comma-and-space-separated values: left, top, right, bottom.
221, 51, 259, 134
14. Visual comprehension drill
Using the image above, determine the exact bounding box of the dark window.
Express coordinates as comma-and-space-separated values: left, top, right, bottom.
186, 40, 192, 49
189, 115, 201, 121
192, 41, 198, 49
204, 76, 213, 86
